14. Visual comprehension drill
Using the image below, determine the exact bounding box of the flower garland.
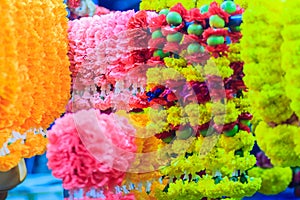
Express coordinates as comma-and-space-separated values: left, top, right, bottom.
241, 0, 300, 168
0, 0, 20, 151
139, 2, 260, 199
65, 10, 167, 198
0, 0, 71, 172
281, 1, 300, 121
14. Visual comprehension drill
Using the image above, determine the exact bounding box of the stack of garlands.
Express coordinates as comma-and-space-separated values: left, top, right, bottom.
49, 8, 166, 199
48, 0, 264, 199
0, 0, 70, 172
138, 1, 261, 199
241, 0, 300, 196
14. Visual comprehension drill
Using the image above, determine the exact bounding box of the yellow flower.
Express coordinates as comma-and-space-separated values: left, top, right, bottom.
204, 57, 233, 79
255, 122, 300, 167
248, 167, 292, 195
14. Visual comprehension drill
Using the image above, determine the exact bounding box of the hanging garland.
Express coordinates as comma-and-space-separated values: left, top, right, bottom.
240, 0, 300, 167
0, 0, 70, 172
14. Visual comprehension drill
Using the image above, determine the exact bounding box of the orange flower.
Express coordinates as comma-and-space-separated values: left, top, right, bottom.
0, 0, 70, 172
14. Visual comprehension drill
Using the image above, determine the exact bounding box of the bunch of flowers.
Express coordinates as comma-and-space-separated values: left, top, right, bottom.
241, 0, 300, 167
134, 1, 261, 199
47, 109, 137, 198
0, 0, 70, 172
241, 0, 300, 196
248, 152, 293, 195
62, 8, 167, 198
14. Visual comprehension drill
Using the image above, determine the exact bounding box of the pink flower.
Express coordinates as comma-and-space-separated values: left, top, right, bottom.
47, 109, 136, 190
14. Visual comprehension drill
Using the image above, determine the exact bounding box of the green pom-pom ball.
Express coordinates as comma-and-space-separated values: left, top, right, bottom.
200, 5, 209, 14
159, 8, 170, 16
177, 126, 194, 140
152, 30, 163, 39
221, 1, 237, 14
187, 24, 204, 36
167, 32, 183, 42
187, 43, 205, 54
224, 125, 239, 137
153, 49, 170, 59
209, 15, 225, 28
166, 11, 182, 26
207, 35, 225, 46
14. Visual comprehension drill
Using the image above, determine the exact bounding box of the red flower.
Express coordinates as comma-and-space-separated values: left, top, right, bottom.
187, 8, 207, 26
129, 96, 149, 109
166, 92, 178, 102
182, 34, 203, 45
161, 25, 185, 36
206, 75, 226, 101
68, 0, 80, 8
214, 121, 237, 133
155, 130, 175, 140
149, 38, 167, 49
185, 52, 210, 65
230, 62, 244, 76
225, 89, 234, 99
239, 113, 253, 121
163, 42, 181, 54
170, 3, 189, 20
149, 15, 168, 32
203, 28, 228, 40
147, 57, 165, 66
127, 50, 152, 64
206, 44, 229, 57
229, 31, 242, 43
127, 10, 148, 29
181, 81, 211, 104
238, 121, 251, 132
126, 28, 150, 51
208, 2, 230, 23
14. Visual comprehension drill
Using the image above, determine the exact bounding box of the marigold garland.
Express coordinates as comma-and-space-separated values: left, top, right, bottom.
0, 0, 70, 172
281, 0, 300, 118
241, 0, 300, 170
140, 2, 259, 199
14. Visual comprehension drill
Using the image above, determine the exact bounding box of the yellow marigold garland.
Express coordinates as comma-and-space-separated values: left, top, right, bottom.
281, 0, 300, 118
241, 0, 300, 169
248, 167, 293, 195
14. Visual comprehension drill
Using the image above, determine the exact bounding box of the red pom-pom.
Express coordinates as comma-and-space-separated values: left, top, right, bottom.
149, 38, 167, 49
203, 28, 228, 40
170, 3, 189, 20
149, 15, 168, 32
206, 44, 229, 57
208, 2, 230, 23
163, 42, 181, 54
187, 8, 207, 26
127, 10, 148, 29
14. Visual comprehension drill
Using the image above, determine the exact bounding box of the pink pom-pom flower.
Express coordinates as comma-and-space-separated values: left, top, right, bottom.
47, 109, 136, 192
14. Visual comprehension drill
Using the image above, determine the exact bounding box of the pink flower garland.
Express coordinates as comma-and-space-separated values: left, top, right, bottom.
68, 10, 158, 112
68, 10, 135, 81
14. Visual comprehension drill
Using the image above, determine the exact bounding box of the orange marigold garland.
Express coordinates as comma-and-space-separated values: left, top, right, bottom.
0, 0, 71, 172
